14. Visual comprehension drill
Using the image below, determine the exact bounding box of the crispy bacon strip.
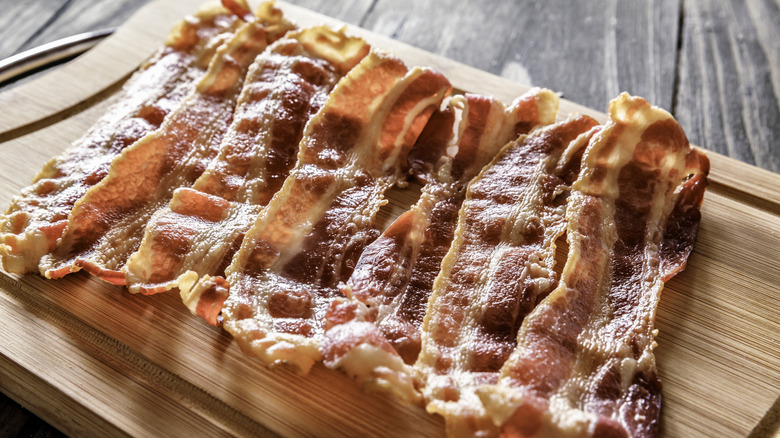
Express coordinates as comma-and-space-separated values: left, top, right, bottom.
186, 51, 451, 373
416, 114, 600, 435
122, 27, 370, 295
39, 11, 294, 283
320, 89, 560, 403
479, 94, 709, 438
0, 3, 246, 274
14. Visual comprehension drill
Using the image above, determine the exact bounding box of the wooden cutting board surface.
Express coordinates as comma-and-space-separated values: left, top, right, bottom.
0, 1, 778, 436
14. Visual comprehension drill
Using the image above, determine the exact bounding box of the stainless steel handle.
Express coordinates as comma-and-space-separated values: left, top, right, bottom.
0, 28, 115, 84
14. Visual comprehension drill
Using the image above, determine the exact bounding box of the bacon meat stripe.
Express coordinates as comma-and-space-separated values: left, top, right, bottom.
0, 2, 712, 433
321, 89, 560, 403
478, 94, 709, 438
0, 2, 247, 274
122, 27, 370, 300
185, 50, 451, 374
39, 9, 295, 283
416, 113, 600, 435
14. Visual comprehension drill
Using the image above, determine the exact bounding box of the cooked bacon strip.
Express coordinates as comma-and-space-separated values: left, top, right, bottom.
122, 27, 370, 295
39, 12, 294, 283
320, 89, 560, 402
185, 51, 451, 373
479, 94, 709, 438
223, 0, 255, 22
0, 3, 247, 274
416, 114, 600, 435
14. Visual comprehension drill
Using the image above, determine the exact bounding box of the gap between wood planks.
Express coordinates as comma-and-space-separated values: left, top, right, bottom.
670, 0, 685, 120
3, 0, 778, 175
358, 0, 379, 28
14, 1, 74, 55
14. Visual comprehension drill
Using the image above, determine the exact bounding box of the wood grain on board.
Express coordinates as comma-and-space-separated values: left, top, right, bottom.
0, 0, 778, 437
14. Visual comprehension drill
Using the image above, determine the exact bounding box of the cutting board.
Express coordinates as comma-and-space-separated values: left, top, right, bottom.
1, 1, 778, 436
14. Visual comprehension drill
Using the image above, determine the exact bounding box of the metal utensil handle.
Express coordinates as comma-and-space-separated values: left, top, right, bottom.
0, 28, 115, 84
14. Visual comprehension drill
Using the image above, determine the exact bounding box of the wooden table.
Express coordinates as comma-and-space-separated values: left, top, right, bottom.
0, 0, 778, 436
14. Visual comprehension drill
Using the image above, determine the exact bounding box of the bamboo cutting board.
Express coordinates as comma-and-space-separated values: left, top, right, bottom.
0, 1, 778, 436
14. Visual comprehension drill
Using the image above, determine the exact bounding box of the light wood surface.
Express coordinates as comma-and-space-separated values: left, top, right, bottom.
0, 1, 778, 437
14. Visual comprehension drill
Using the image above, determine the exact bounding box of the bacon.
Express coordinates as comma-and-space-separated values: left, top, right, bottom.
0, 3, 247, 274
186, 51, 451, 374
478, 94, 709, 438
38, 11, 295, 283
122, 27, 370, 295
222, 0, 255, 23
320, 89, 561, 403
415, 113, 600, 435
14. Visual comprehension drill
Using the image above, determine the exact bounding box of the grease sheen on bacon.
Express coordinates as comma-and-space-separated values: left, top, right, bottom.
0, 1, 711, 432
0, 2, 245, 274
321, 88, 561, 403
186, 50, 451, 374
39, 9, 295, 284
122, 26, 370, 298
479, 94, 709, 438
415, 113, 600, 436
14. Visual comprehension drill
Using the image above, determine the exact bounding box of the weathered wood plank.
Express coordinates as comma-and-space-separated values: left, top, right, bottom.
5, 0, 779, 174
0, 0, 154, 94
282, 0, 374, 25
18, 0, 153, 52
614, 0, 682, 111
0, 0, 67, 60
12, 0, 377, 57
0, 0, 372, 93
360, 0, 681, 111
675, 0, 780, 173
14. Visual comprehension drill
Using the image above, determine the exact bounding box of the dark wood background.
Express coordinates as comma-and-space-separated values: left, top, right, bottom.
0, 0, 777, 436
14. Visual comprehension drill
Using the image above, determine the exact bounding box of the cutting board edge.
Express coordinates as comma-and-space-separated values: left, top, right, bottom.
0, 0, 778, 437
0, 272, 283, 438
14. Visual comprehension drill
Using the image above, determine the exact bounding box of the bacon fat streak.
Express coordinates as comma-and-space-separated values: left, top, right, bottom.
190, 50, 451, 374
416, 113, 600, 436
39, 9, 294, 283
123, 27, 370, 299
479, 94, 709, 438
0, 3, 244, 274
321, 89, 562, 403
0, 1, 710, 433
